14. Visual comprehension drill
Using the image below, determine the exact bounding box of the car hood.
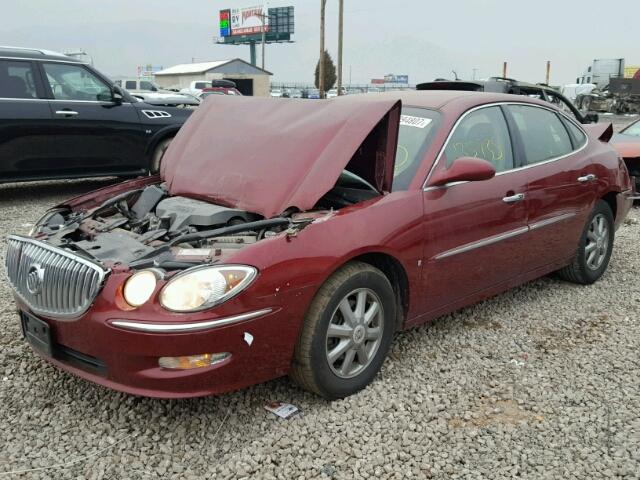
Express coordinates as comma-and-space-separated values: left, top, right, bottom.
611, 133, 640, 158
161, 95, 401, 218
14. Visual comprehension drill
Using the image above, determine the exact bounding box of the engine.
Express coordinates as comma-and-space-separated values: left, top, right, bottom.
30, 184, 288, 265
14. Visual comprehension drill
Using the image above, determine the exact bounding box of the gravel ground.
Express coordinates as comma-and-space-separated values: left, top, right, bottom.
0, 116, 639, 479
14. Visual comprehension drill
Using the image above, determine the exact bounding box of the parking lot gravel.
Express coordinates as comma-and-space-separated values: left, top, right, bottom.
0, 119, 639, 479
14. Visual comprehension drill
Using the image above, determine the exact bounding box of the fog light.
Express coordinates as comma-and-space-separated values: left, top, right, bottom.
158, 353, 230, 370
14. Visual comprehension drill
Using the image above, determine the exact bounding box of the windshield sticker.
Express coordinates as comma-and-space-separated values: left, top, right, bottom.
400, 115, 432, 129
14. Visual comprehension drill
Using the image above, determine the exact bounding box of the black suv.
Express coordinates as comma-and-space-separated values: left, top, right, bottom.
417, 77, 599, 125
0, 46, 193, 183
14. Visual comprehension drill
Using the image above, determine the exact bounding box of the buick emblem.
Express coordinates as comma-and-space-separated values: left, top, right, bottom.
26, 264, 45, 295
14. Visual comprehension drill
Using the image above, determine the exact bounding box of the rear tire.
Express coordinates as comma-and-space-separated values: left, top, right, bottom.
150, 138, 173, 174
290, 262, 396, 399
558, 200, 614, 285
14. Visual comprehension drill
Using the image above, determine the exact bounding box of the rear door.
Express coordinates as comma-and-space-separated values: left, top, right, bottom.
40, 62, 147, 177
421, 105, 529, 314
0, 58, 56, 181
504, 104, 595, 273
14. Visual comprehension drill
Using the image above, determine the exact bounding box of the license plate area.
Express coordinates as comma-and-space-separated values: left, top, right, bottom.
20, 311, 53, 357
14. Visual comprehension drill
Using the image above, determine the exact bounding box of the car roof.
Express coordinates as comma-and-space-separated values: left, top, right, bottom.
361, 90, 554, 112
417, 78, 557, 94
0, 46, 82, 63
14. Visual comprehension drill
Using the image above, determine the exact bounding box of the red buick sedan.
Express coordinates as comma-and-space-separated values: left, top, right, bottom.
6, 91, 634, 399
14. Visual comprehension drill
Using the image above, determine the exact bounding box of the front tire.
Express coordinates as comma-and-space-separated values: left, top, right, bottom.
150, 138, 173, 174
290, 262, 396, 399
558, 200, 614, 284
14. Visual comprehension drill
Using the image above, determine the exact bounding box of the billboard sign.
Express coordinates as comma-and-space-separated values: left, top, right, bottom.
624, 66, 640, 80
219, 9, 231, 37
384, 74, 409, 84
218, 5, 293, 43
230, 5, 268, 36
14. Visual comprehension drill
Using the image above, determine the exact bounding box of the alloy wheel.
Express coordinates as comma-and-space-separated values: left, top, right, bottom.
585, 213, 609, 270
325, 288, 385, 379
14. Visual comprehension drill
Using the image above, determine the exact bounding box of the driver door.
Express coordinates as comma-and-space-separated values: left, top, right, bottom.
40, 62, 146, 177
419, 106, 529, 315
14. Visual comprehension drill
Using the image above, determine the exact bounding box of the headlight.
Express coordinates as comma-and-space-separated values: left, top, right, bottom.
160, 265, 257, 312
123, 270, 158, 307
29, 209, 67, 236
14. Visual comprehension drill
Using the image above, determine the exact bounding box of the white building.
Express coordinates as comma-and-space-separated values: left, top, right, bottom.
154, 59, 272, 96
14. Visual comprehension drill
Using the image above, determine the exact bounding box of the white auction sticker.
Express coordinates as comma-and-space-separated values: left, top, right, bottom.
400, 115, 432, 129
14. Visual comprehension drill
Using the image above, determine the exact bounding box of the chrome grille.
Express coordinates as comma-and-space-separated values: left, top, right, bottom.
5, 235, 108, 319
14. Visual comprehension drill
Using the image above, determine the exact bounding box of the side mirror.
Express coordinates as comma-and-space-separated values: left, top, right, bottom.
429, 156, 496, 187
583, 112, 599, 124
112, 85, 125, 104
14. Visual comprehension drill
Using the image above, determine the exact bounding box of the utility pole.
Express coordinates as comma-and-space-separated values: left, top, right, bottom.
502, 61, 508, 78
319, 0, 326, 98
337, 0, 344, 95
261, 12, 266, 70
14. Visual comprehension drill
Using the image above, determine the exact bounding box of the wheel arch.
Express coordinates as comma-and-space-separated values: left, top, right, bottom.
600, 191, 618, 220
145, 126, 181, 158
340, 251, 410, 332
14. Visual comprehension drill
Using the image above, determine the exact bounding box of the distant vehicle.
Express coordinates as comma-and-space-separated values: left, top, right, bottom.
306, 88, 320, 99
290, 89, 303, 98
611, 118, 640, 193
271, 89, 283, 98
0, 46, 193, 182
327, 89, 338, 98
577, 59, 625, 90
576, 79, 640, 115
115, 78, 200, 107
198, 80, 242, 99
561, 83, 597, 102
417, 77, 599, 124
180, 80, 213, 96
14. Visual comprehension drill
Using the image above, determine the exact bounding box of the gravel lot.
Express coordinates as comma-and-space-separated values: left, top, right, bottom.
0, 115, 638, 479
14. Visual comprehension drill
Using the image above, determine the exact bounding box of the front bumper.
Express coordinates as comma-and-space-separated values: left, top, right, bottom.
14, 286, 315, 398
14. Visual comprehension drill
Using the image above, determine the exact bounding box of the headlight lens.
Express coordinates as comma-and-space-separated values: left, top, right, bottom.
29, 209, 67, 236
123, 270, 158, 307
160, 265, 257, 312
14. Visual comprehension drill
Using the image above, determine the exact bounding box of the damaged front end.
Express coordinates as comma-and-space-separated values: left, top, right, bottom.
26, 183, 313, 270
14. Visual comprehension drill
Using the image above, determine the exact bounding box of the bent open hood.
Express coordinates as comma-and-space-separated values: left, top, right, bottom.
161, 95, 401, 218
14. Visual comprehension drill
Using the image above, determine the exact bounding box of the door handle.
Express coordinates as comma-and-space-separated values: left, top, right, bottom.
578, 174, 596, 183
502, 193, 525, 204
55, 110, 79, 116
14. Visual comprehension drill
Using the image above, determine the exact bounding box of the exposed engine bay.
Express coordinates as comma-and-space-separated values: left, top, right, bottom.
30, 172, 380, 269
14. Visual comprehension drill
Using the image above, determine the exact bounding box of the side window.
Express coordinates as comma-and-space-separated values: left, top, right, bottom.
561, 117, 588, 149
0, 60, 38, 99
443, 106, 514, 173
125, 80, 137, 90
139, 81, 157, 91
194, 82, 209, 89
508, 105, 573, 165
42, 63, 111, 101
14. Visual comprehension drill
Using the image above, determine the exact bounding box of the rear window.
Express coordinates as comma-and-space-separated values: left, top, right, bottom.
507, 105, 573, 165
561, 117, 588, 148
623, 121, 640, 137
195, 82, 209, 89
393, 108, 441, 191
0, 60, 38, 99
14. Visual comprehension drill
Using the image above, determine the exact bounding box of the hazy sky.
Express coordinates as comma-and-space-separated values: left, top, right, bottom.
2, 0, 638, 85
